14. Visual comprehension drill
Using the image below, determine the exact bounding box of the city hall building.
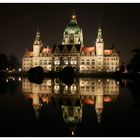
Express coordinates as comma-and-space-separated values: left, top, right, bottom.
22, 10, 120, 73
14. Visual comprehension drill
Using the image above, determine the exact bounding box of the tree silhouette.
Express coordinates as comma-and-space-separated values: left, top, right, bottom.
8, 53, 20, 70
0, 54, 8, 70
119, 63, 125, 73
127, 48, 140, 73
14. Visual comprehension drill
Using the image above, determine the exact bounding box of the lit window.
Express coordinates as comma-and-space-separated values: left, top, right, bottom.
92, 59, 95, 65
71, 84, 76, 94
44, 60, 47, 65
63, 57, 68, 65
48, 60, 52, 65
86, 60, 90, 65
54, 57, 60, 65
71, 57, 77, 65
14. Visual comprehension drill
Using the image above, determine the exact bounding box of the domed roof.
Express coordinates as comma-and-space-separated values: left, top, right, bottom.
64, 116, 80, 126
64, 10, 82, 34
62, 10, 83, 45
65, 23, 81, 34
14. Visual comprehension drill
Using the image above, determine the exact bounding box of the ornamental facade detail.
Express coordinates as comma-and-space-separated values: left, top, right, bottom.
22, 10, 120, 73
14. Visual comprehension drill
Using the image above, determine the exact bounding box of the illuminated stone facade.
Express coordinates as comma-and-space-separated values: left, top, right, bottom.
22, 10, 120, 72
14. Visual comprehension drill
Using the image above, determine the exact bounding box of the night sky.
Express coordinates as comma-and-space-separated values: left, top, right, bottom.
0, 3, 140, 64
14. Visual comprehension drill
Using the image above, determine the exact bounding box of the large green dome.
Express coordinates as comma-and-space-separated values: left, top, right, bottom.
62, 10, 83, 45
65, 22, 81, 34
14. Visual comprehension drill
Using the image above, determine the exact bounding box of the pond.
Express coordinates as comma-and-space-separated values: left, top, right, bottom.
0, 76, 140, 137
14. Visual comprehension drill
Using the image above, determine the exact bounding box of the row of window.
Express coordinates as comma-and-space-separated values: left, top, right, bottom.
23, 62, 117, 66
23, 59, 32, 62
104, 62, 118, 65
80, 62, 118, 66
104, 58, 118, 61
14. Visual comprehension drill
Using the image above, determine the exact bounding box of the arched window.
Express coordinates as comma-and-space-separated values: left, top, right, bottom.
54, 57, 60, 65
69, 33, 74, 43
54, 84, 60, 94
71, 57, 77, 65
86, 59, 90, 65
92, 59, 95, 65
63, 85, 68, 94
81, 59, 85, 65
48, 60, 52, 65
70, 84, 77, 94
63, 57, 68, 65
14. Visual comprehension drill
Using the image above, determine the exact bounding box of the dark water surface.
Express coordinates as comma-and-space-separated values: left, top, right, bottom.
0, 77, 140, 137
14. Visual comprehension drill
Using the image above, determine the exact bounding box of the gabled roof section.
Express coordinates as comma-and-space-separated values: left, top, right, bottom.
81, 46, 95, 53
104, 48, 120, 56
104, 50, 112, 56
24, 49, 33, 57
62, 45, 69, 52
54, 44, 81, 53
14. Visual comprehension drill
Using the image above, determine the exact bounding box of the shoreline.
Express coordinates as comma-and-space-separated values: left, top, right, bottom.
5, 71, 131, 79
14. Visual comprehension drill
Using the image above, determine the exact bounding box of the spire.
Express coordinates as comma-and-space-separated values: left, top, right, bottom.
33, 105, 40, 120
112, 42, 115, 49
96, 23, 103, 43
96, 112, 102, 123
70, 9, 77, 24
34, 28, 42, 45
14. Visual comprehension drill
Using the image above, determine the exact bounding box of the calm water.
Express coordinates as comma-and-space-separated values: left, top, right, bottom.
0, 76, 140, 137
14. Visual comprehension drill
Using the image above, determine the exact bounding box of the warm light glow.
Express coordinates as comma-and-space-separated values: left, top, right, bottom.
19, 77, 21, 81
82, 99, 94, 105
63, 57, 68, 65
48, 66, 51, 70
107, 69, 110, 72
54, 58, 60, 65
42, 97, 49, 103
82, 47, 95, 53
72, 131, 74, 136
104, 96, 112, 102
71, 57, 77, 65
54, 84, 60, 93
18, 68, 21, 72
6, 79, 8, 83
104, 50, 112, 55
72, 15, 76, 19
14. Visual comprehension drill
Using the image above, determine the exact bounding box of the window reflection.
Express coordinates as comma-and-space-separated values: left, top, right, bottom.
22, 78, 119, 135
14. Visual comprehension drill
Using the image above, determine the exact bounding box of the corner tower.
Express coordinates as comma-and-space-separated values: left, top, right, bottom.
33, 29, 43, 57
95, 24, 104, 71
62, 10, 83, 46
96, 24, 104, 56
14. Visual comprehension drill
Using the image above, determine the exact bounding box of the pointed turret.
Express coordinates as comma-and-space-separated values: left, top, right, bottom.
96, 23, 104, 57
70, 9, 77, 24
34, 29, 42, 45
33, 28, 43, 57
96, 23, 103, 43
96, 109, 102, 123
34, 105, 40, 120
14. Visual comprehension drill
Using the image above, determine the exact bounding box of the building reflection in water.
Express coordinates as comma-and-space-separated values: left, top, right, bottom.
22, 78, 119, 135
